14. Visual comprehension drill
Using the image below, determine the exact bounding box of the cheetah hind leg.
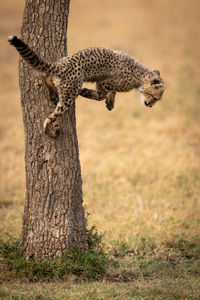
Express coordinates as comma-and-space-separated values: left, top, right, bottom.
44, 101, 67, 139
42, 73, 59, 105
44, 93, 66, 139
44, 112, 60, 139
105, 91, 116, 111
44, 80, 80, 138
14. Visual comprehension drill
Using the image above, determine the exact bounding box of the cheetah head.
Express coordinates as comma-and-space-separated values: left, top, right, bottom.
139, 70, 165, 107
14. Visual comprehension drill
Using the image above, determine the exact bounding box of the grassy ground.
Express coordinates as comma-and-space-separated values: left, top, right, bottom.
0, 0, 200, 298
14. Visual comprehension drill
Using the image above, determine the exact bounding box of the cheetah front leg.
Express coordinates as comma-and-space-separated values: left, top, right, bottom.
105, 91, 116, 111
79, 88, 107, 101
80, 86, 116, 111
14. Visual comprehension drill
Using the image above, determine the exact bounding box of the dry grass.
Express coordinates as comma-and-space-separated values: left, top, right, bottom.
0, 0, 200, 298
1, 278, 200, 300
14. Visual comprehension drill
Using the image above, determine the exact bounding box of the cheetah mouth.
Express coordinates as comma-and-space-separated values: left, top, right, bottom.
144, 101, 153, 108
144, 98, 158, 108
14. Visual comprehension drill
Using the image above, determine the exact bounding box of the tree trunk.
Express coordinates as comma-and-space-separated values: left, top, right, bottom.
19, 0, 88, 261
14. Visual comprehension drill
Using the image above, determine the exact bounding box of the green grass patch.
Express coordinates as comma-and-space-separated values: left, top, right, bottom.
1, 232, 200, 284
0, 233, 200, 300
0, 224, 110, 283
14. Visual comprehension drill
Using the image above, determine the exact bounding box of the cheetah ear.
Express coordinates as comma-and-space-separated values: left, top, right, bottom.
154, 69, 160, 76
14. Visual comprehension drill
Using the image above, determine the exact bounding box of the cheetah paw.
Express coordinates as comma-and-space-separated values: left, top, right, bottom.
44, 116, 60, 139
105, 99, 114, 111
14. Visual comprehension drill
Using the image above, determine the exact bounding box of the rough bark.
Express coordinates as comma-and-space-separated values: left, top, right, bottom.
19, 0, 88, 261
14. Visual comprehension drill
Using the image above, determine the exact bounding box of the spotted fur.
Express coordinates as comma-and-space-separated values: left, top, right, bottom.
8, 35, 165, 138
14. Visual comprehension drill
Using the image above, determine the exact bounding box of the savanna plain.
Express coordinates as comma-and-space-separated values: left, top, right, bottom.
0, 0, 200, 299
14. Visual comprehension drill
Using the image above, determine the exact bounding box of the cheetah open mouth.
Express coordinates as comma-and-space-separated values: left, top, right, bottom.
144, 101, 153, 107
144, 98, 158, 107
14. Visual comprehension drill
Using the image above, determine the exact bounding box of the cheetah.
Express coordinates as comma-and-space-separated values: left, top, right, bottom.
8, 35, 165, 138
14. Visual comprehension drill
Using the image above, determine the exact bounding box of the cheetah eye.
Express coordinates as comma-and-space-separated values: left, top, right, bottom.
151, 79, 160, 85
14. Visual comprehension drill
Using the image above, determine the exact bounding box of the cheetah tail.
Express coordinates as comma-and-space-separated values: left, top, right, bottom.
8, 35, 52, 73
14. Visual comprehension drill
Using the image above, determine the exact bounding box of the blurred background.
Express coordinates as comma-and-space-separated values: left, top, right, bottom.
0, 0, 199, 249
